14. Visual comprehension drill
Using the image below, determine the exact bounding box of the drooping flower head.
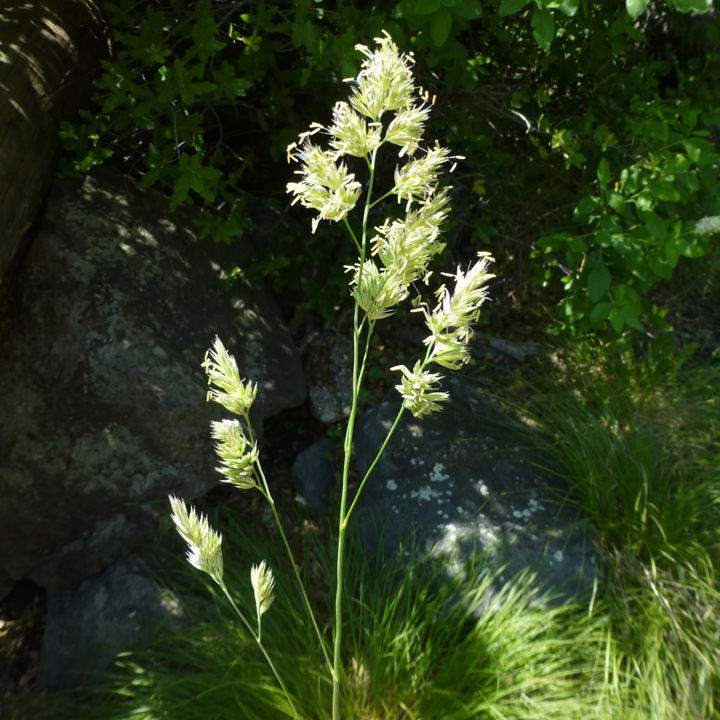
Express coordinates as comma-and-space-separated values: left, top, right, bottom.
169, 495, 224, 585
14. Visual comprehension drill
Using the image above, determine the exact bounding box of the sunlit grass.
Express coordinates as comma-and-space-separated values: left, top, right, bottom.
13, 520, 629, 720
11, 348, 719, 720
524, 349, 720, 719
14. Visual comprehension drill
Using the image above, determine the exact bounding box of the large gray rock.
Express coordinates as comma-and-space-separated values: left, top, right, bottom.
0, 168, 306, 598
36, 553, 184, 692
355, 375, 599, 605
0, 1, 107, 283
293, 437, 336, 517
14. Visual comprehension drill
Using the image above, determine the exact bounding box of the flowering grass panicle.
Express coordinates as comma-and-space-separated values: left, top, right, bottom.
169, 495, 224, 585
171, 31, 495, 720
349, 32, 416, 120
203, 336, 257, 416
251, 560, 276, 641
210, 419, 259, 489
424, 253, 495, 370
391, 361, 449, 418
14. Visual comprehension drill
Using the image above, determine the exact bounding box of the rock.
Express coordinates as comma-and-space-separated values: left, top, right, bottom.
354, 374, 599, 606
305, 331, 353, 423
0, 168, 306, 599
36, 553, 184, 692
0, 1, 107, 283
293, 438, 336, 517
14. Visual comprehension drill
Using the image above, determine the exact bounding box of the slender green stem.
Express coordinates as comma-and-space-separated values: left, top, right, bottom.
245, 420, 334, 676
343, 351, 435, 526
368, 189, 396, 208
343, 217, 362, 256
342, 402, 406, 528
219, 579, 301, 720
332, 144, 380, 720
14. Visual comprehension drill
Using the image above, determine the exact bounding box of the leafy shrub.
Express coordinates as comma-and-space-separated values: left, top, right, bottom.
61, 0, 720, 337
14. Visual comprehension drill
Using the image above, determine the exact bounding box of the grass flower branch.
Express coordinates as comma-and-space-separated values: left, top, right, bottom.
170, 30, 494, 720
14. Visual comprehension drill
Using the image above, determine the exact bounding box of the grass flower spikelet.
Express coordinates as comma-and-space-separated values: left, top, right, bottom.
286, 142, 362, 233
349, 31, 416, 120
251, 560, 276, 618
394, 146, 453, 206
329, 101, 382, 158
203, 336, 257, 416
424, 253, 495, 370
384, 104, 431, 156
211, 419, 259, 489
392, 361, 449, 417
169, 495, 223, 584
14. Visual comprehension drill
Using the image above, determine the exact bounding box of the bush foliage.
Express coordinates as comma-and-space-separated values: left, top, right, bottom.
61, 0, 720, 336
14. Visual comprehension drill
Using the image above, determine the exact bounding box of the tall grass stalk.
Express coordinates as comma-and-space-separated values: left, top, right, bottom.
168, 32, 494, 719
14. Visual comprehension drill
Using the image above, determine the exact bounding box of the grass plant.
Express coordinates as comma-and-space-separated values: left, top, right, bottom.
166, 31, 496, 719
523, 347, 720, 719
12, 31, 719, 720
14, 518, 628, 720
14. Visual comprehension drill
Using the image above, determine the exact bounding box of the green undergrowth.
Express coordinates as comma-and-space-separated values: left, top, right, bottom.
15, 523, 622, 720
12, 349, 720, 720
519, 346, 720, 719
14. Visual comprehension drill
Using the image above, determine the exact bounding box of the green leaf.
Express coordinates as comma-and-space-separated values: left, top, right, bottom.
587, 266, 612, 302
626, 0, 650, 17
415, 0, 442, 12
648, 248, 672, 280
531, 9, 554, 49
430, 8, 453, 46
683, 137, 715, 166
670, 0, 713, 12
620, 304, 644, 331
453, 0, 483, 18
609, 307, 624, 332
596, 157, 611, 185
642, 211, 666, 239
498, 0, 532, 16
559, 0, 579, 16
607, 192, 626, 213
589, 301, 611, 326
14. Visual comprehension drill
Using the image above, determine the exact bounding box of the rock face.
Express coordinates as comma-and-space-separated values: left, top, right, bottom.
293, 437, 336, 517
0, 1, 107, 282
0, 168, 306, 598
36, 552, 184, 692
354, 375, 599, 606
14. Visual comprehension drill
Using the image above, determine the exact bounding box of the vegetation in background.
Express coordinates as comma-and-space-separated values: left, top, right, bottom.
520, 344, 720, 718
60, 0, 720, 339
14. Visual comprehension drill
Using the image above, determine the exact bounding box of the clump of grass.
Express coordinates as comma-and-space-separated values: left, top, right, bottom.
12, 514, 631, 720
525, 347, 720, 719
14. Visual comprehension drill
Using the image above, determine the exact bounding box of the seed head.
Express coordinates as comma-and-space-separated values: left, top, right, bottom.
349, 31, 416, 121
211, 419, 259, 489
251, 560, 276, 618
202, 337, 257, 416
392, 361, 449, 417
169, 495, 224, 584
424, 253, 495, 370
